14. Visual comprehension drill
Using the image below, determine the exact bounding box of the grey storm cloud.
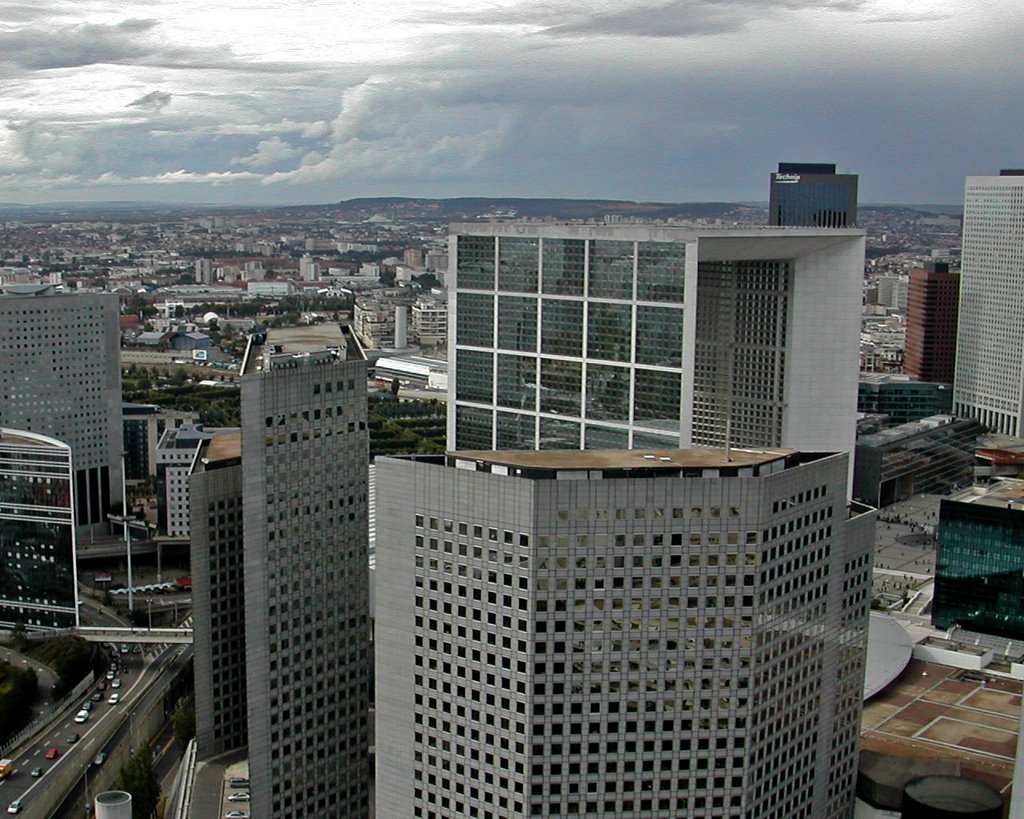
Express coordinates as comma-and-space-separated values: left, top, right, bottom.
0, 19, 162, 70
540, 0, 865, 39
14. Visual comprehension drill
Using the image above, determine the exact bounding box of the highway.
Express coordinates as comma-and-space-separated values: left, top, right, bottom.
2, 643, 192, 818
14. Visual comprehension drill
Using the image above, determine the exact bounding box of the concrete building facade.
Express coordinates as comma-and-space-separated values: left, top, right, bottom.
190, 432, 248, 758
376, 447, 875, 819
447, 224, 864, 457
0, 285, 123, 527
953, 172, 1024, 434
241, 327, 371, 818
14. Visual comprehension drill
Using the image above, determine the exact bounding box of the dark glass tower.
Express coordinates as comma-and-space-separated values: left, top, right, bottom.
769, 162, 859, 228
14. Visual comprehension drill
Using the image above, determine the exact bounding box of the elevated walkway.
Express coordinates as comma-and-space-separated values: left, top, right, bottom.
74, 626, 193, 644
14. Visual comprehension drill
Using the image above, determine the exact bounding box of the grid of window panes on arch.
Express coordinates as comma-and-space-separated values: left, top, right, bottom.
454, 235, 688, 451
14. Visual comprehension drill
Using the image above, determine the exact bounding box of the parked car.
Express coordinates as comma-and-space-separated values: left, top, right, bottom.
228, 778, 249, 788
223, 813, 248, 819
227, 793, 250, 802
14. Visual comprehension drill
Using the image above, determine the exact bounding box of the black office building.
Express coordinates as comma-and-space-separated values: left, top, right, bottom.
769, 162, 859, 228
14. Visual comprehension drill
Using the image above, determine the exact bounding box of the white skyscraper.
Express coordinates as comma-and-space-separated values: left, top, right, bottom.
375, 447, 875, 819
446, 224, 864, 457
953, 171, 1024, 435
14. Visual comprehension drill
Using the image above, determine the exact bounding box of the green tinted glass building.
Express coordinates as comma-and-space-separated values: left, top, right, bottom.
933, 480, 1024, 638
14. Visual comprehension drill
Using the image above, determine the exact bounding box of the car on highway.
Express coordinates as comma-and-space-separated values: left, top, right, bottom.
132, 645, 142, 654
93, 752, 107, 766
74, 710, 89, 723
91, 692, 102, 702
120, 644, 129, 654
108, 693, 120, 705
80, 700, 92, 711
111, 678, 121, 689
44, 747, 60, 760
105, 670, 114, 680
66, 733, 79, 744
227, 793, 250, 802
7, 799, 22, 814
29, 768, 42, 779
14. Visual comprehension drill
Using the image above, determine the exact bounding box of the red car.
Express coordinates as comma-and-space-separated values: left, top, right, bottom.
44, 747, 60, 760
97, 681, 107, 691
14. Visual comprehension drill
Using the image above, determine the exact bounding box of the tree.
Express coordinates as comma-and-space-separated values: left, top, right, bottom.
172, 695, 196, 755
114, 742, 160, 818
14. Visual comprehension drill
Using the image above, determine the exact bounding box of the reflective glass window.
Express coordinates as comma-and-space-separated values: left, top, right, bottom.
541, 299, 584, 357
587, 302, 632, 362
542, 238, 585, 296
632, 430, 680, 449
455, 349, 493, 403
457, 235, 495, 289
586, 363, 631, 424
496, 411, 535, 449
455, 405, 493, 450
637, 242, 686, 302
588, 240, 634, 299
456, 293, 494, 347
634, 368, 681, 431
635, 305, 684, 367
539, 418, 581, 450
540, 358, 582, 416
497, 296, 537, 352
497, 354, 537, 410
585, 425, 629, 450
498, 237, 539, 293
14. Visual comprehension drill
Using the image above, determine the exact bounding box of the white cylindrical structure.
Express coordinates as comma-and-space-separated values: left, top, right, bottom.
95, 790, 132, 819
394, 306, 408, 349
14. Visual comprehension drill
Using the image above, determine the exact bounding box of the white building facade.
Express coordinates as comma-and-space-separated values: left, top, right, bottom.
953, 173, 1024, 435
375, 448, 875, 819
446, 224, 864, 456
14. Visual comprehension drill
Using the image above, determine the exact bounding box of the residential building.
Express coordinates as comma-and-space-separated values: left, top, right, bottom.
411, 292, 448, 350
768, 162, 858, 228
933, 479, 1024, 640
0, 284, 123, 527
241, 326, 371, 818
447, 224, 864, 456
354, 290, 417, 350
953, 171, 1024, 434
904, 261, 959, 385
857, 374, 952, 425
852, 415, 981, 508
376, 447, 875, 819
0, 428, 78, 629
190, 431, 247, 758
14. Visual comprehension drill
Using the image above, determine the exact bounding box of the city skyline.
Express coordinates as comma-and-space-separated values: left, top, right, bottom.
0, 0, 1019, 206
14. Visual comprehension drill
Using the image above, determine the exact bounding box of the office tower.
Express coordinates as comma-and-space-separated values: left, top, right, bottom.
953, 171, 1024, 435
122, 403, 197, 481
241, 327, 371, 818
156, 423, 238, 539
905, 261, 959, 384
769, 162, 859, 228
0, 285, 123, 527
0, 428, 78, 629
375, 447, 875, 819
857, 374, 953, 425
195, 258, 214, 284
447, 224, 864, 455
932, 479, 1024, 640
190, 431, 248, 758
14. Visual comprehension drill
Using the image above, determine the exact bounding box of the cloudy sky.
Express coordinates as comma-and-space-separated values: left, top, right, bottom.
0, 0, 1018, 206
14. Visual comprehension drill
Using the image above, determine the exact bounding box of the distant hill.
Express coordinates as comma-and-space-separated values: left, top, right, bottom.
0, 196, 961, 223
